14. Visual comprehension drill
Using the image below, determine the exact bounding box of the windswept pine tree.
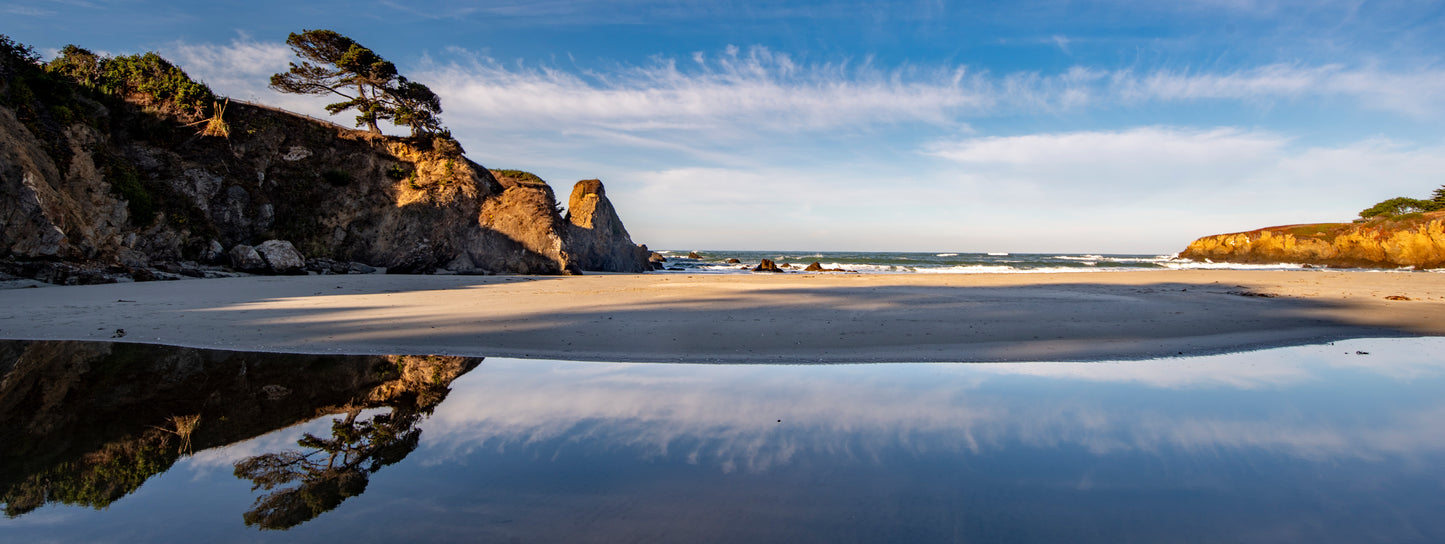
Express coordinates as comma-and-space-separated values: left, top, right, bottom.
270, 29, 444, 137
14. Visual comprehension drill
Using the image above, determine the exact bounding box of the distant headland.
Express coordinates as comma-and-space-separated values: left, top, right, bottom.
1179, 188, 1445, 269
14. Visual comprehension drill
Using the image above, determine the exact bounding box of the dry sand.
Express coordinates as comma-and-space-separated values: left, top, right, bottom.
0, 270, 1442, 363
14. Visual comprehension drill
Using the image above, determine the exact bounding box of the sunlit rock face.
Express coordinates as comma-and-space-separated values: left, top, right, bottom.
1178, 212, 1445, 268
0, 340, 479, 519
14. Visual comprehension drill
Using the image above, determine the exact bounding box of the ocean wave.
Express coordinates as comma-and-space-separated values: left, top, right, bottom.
1162, 259, 1307, 270
650, 252, 1394, 274
1096, 256, 1173, 264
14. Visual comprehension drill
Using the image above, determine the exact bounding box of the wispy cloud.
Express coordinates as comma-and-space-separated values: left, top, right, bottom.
1119, 63, 1445, 115
1051, 34, 1071, 55
418, 45, 991, 136
3, 4, 55, 16
926, 126, 1288, 172
921, 127, 1445, 232
165, 36, 1445, 143
421, 51, 1445, 141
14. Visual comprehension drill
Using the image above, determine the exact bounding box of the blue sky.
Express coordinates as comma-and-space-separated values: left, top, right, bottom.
7, 0, 1445, 253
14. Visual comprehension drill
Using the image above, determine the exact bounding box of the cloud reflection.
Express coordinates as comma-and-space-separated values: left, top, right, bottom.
417, 338, 1445, 472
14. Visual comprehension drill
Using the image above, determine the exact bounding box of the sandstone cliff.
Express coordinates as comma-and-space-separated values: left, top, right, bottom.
0, 46, 649, 283
1177, 212, 1445, 269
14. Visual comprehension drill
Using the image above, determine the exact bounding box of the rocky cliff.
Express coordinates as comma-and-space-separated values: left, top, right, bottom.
0, 46, 650, 283
1177, 212, 1445, 269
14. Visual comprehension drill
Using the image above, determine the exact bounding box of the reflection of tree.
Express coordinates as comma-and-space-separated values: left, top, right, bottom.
233, 407, 423, 530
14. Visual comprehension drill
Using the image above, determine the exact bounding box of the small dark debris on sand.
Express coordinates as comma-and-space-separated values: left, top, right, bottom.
1230, 291, 1278, 298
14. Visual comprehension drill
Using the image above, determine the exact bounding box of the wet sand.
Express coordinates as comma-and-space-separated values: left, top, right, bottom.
0, 270, 1441, 362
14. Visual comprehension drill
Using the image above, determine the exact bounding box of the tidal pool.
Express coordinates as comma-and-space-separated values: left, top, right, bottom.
2, 338, 1443, 542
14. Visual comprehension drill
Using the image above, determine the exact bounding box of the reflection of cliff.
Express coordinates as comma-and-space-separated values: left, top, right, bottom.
1178, 212, 1445, 268
0, 340, 479, 518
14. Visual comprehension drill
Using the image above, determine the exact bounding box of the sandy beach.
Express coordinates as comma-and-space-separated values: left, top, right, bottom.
0, 270, 1441, 363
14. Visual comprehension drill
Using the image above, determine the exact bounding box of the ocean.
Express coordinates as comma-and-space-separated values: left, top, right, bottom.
650, 250, 1315, 274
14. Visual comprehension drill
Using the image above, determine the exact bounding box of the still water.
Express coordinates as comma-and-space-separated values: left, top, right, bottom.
2, 339, 1443, 542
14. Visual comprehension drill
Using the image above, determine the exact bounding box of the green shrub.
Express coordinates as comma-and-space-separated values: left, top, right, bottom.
45, 45, 102, 88
98, 53, 215, 117
492, 169, 546, 185
0, 34, 40, 69
1287, 224, 1340, 237
106, 161, 157, 225
385, 163, 412, 180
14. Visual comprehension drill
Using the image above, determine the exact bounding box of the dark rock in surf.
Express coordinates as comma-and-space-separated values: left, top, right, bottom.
804, 262, 845, 272
753, 259, 784, 273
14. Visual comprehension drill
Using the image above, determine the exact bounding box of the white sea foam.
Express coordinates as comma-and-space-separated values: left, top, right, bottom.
652, 252, 1408, 274
1162, 259, 1307, 270
987, 252, 1009, 256
1096, 256, 1174, 264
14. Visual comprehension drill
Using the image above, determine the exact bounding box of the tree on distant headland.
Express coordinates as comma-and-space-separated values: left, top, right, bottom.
1359, 186, 1445, 219
270, 29, 444, 137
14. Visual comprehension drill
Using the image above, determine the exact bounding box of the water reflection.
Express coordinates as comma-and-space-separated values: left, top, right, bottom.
235, 407, 424, 530
0, 341, 478, 525
421, 339, 1445, 469
2, 338, 1444, 542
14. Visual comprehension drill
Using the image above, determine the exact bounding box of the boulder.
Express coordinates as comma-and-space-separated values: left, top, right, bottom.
725, 258, 741, 263
201, 240, 225, 264
648, 252, 667, 263
803, 262, 845, 272
753, 259, 784, 273
687, 251, 703, 259
255, 240, 306, 274
228, 245, 266, 271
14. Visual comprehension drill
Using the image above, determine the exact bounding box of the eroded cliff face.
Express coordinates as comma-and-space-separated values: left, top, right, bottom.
1177, 212, 1445, 269
0, 73, 649, 281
